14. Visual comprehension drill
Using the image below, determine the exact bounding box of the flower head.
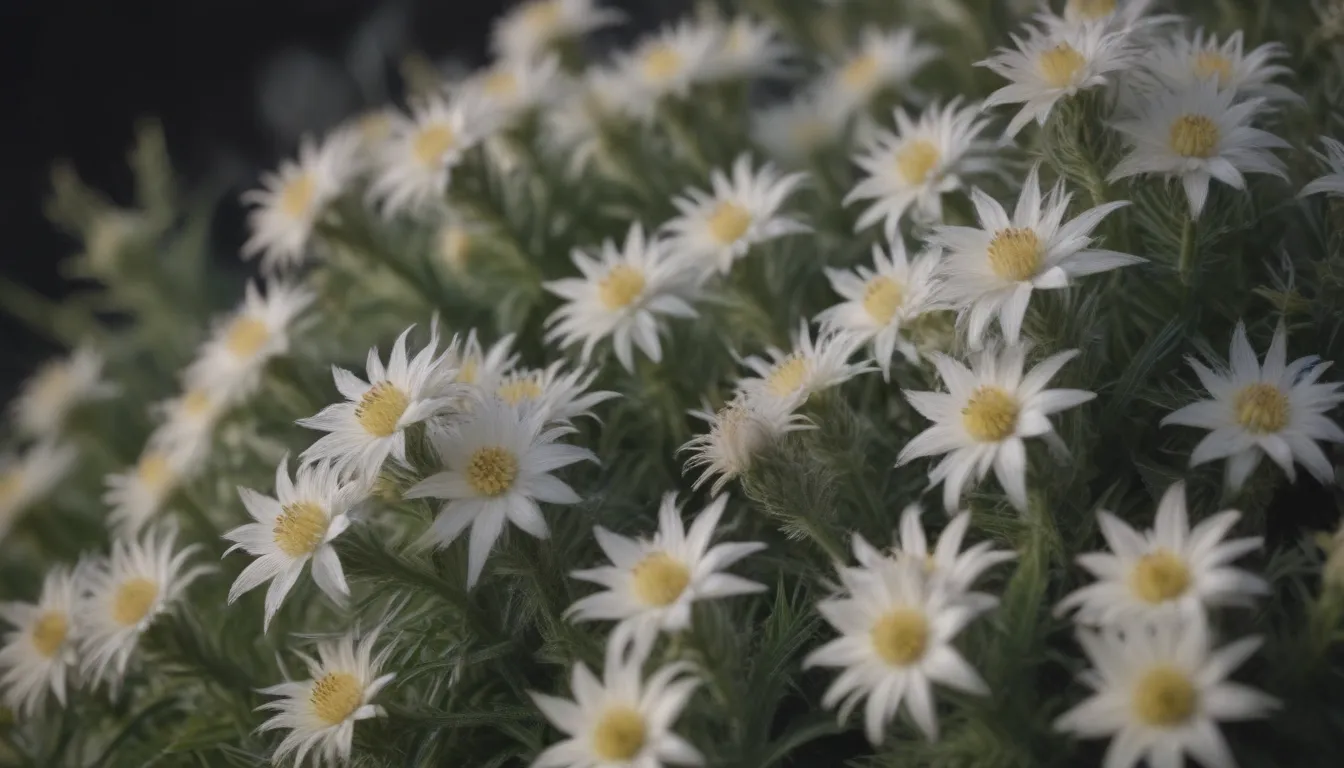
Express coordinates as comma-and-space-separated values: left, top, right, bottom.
825, 28, 938, 116
680, 395, 813, 495
369, 94, 484, 218
0, 441, 77, 541
10, 345, 116, 439
0, 566, 80, 716
1301, 136, 1344, 199
737, 322, 874, 408
491, 0, 622, 63
184, 280, 314, 406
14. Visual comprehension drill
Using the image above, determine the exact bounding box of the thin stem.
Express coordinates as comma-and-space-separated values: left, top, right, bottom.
1177, 211, 1196, 285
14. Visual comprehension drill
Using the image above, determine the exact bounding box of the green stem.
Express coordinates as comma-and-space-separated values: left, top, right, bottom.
1177, 212, 1196, 285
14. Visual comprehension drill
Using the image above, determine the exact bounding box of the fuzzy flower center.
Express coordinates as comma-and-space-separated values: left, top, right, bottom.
466, 446, 519, 496
358, 112, 393, 145
311, 671, 363, 725
31, 611, 68, 658
137, 452, 173, 494
962, 386, 1020, 442
987, 227, 1043, 282
498, 377, 544, 405
438, 226, 472, 272
841, 53, 879, 91
273, 501, 329, 557
862, 276, 905, 324
707, 201, 753, 245
592, 706, 647, 761
413, 124, 458, 168
896, 139, 940, 185
29, 364, 72, 413
870, 608, 929, 666
1233, 382, 1289, 434
181, 389, 214, 418
1066, 0, 1116, 20
642, 45, 684, 82
484, 70, 518, 98
1133, 666, 1198, 727
225, 317, 271, 359
1169, 114, 1220, 159
597, 265, 646, 310
1130, 549, 1191, 604
1192, 52, 1234, 86
457, 357, 480, 385
1038, 43, 1086, 89
112, 577, 159, 627
356, 381, 410, 438
631, 552, 691, 606
278, 172, 317, 219
765, 355, 809, 398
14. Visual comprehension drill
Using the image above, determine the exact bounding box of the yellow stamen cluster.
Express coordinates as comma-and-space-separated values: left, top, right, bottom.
413, 124, 458, 168
986, 227, 1043, 282
355, 382, 410, 438
1233, 383, 1289, 434
592, 707, 647, 761
765, 356, 809, 398
1132, 666, 1198, 727
597, 265, 646, 310
631, 552, 691, 606
862, 276, 905, 325
962, 386, 1020, 442
31, 612, 69, 658
273, 501, 329, 557
1038, 43, 1086, 89
706, 201, 753, 245
112, 578, 159, 627
311, 672, 364, 725
278, 173, 316, 219
1169, 114, 1220, 159
871, 608, 930, 666
895, 139, 941, 185
224, 317, 271, 359
1129, 550, 1191, 604
466, 447, 519, 496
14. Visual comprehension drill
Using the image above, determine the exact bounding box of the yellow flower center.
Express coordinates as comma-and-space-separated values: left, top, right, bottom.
962, 386, 1020, 442
412, 124, 458, 168
438, 226, 471, 272
273, 501, 329, 557
31, 611, 68, 658
592, 706, 647, 761
310, 672, 364, 725
484, 70, 518, 98
224, 317, 271, 359
137, 452, 173, 494
1130, 550, 1191, 604
29, 364, 72, 414
181, 389, 213, 418
111, 577, 159, 627
457, 357, 480, 385
278, 173, 316, 219
707, 201, 753, 245
597, 265, 646, 310
1169, 114, 1220, 159
355, 382, 410, 438
498, 377, 544, 405
359, 112, 393, 144
841, 53, 879, 91
1066, 0, 1116, 20
642, 45, 683, 82
896, 139, 941, 184
1233, 382, 1289, 434
862, 276, 905, 324
870, 608, 930, 666
0, 470, 22, 503
1133, 666, 1198, 727
630, 552, 691, 606
465, 446, 519, 496
1192, 52, 1234, 86
986, 227, 1043, 282
522, 0, 562, 34
765, 355, 809, 398
1038, 43, 1086, 89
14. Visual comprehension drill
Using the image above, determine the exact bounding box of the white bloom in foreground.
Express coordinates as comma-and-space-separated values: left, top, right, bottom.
1301, 136, 1344, 199
680, 395, 813, 494
457, 54, 564, 130
300, 325, 460, 481
0, 441, 77, 541
738, 322, 874, 408
446, 329, 519, 393
10, 345, 115, 438
1055, 615, 1277, 768
846, 100, 994, 238
1161, 323, 1344, 492
185, 280, 315, 405
259, 630, 395, 767
824, 28, 938, 115
369, 94, 482, 218
78, 527, 208, 687
103, 446, 193, 535
611, 21, 718, 121
751, 88, 849, 166
544, 224, 699, 372
224, 460, 364, 631
704, 16, 792, 81
930, 165, 1139, 348
1057, 482, 1266, 627
663, 154, 808, 277
0, 566, 79, 716
1141, 29, 1297, 104
493, 362, 619, 424
569, 494, 765, 659
406, 399, 595, 587
806, 556, 989, 744
241, 129, 358, 274
817, 242, 942, 379
897, 346, 1095, 512
980, 20, 1132, 138
530, 647, 702, 768
491, 0, 622, 62
1108, 79, 1288, 219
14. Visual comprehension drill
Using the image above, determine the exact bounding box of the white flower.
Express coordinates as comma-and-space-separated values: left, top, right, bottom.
224, 459, 364, 631
816, 241, 943, 379
456, 54, 564, 131
299, 325, 461, 482
491, 0, 622, 63
0, 441, 77, 541
897, 345, 1095, 512
444, 329, 519, 393
662, 154, 808, 277
493, 361, 620, 424
845, 100, 995, 238
103, 445, 196, 535
78, 526, 209, 687
1108, 79, 1288, 219
750, 88, 850, 166
530, 645, 702, 768
0, 566, 79, 716
823, 28, 938, 116
680, 395, 813, 495
805, 555, 989, 744
737, 321, 874, 407
542, 72, 622, 177
1161, 322, 1344, 492
544, 223, 700, 373
149, 387, 227, 469
184, 280, 315, 405
369, 94, 483, 218
258, 629, 395, 767
980, 20, 1133, 138
405, 399, 595, 587
1138, 29, 1297, 105
704, 16, 792, 81
1054, 615, 1277, 768
241, 129, 358, 274
568, 494, 765, 659
929, 165, 1140, 348
10, 345, 115, 438
1301, 136, 1344, 199
610, 21, 718, 121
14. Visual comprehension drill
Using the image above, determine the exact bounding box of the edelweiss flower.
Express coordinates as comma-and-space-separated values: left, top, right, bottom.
104, 445, 195, 534
930, 165, 1140, 348
662, 154, 808, 277
751, 88, 850, 166
737, 321, 874, 408
0, 566, 79, 716
258, 630, 394, 767
980, 21, 1132, 138
149, 387, 227, 469
816, 241, 943, 379
369, 94, 483, 218
704, 16, 792, 81
611, 21, 718, 121
680, 395, 813, 494
1108, 79, 1288, 219
806, 556, 990, 744
456, 54, 564, 131
300, 326, 460, 481
1055, 615, 1277, 768
493, 361, 619, 423
897, 345, 1095, 512
242, 129, 358, 274
0, 442, 77, 540
1140, 29, 1297, 104
490, 0, 622, 63
184, 280, 314, 405
1161, 323, 1344, 492
1301, 136, 1344, 199
79, 526, 209, 687
568, 494, 765, 659
405, 399, 594, 587
845, 100, 995, 237
824, 28, 938, 115
544, 223, 700, 372
224, 459, 364, 630
10, 345, 115, 438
